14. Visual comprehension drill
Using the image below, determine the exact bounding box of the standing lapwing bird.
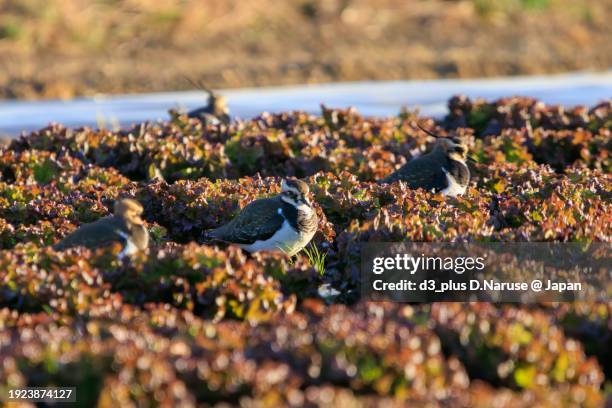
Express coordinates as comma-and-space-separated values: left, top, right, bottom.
186, 80, 230, 124
205, 179, 319, 256
379, 125, 471, 197
54, 198, 149, 258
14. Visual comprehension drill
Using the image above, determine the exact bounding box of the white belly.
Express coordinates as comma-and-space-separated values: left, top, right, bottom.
239, 220, 315, 256
441, 168, 467, 197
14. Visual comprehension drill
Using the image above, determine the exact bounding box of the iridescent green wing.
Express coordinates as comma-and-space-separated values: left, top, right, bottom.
210, 197, 285, 244
382, 154, 448, 191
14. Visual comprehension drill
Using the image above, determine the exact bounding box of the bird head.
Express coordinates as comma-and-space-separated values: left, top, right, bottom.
185, 77, 230, 120
280, 178, 312, 208
212, 95, 229, 116
435, 137, 469, 162
417, 124, 469, 162
114, 198, 144, 225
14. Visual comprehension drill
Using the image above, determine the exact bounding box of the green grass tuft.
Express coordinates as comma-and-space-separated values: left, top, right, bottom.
302, 243, 327, 275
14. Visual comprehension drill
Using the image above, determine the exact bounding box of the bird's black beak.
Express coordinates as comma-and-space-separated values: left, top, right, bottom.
467, 155, 477, 163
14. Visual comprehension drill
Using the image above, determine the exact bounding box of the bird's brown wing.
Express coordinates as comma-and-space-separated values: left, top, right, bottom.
208, 197, 285, 245
53, 217, 126, 250
381, 153, 448, 192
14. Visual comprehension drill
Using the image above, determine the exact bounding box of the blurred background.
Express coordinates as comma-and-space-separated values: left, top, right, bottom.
0, 0, 610, 100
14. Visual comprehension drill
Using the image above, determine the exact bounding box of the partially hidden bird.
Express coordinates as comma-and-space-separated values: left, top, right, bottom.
54, 198, 149, 258
379, 125, 471, 196
186, 80, 230, 124
205, 178, 319, 256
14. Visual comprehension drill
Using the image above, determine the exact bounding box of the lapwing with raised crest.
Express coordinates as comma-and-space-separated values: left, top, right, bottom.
186, 80, 230, 125
379, 124, 471, 197
205, 178, 319, 256
54, 198, 149, 258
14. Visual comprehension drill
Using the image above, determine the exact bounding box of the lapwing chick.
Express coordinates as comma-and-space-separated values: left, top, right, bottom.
206, 179, 318, 256
54, 198, 149, 258
379, 125, 470, 197
186, 81, 230, 124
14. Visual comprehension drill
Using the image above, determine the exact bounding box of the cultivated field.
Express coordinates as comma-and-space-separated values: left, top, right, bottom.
0, 96, 610, 406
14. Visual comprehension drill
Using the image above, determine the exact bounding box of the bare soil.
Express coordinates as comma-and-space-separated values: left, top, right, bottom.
0, 0, 610, 100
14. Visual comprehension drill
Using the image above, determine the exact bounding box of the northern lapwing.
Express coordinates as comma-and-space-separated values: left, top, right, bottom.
54, 198, 149, 258
379, 125, 471, 197
205, 178, 319, 256
186, 80, 230, 124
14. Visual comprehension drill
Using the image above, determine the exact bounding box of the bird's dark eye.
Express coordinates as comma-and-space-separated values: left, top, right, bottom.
455, 146, 465, 154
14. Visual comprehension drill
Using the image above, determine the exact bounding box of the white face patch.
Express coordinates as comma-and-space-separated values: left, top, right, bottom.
281, 194, 313, 216
280, 194, 299, 207
281, 179, 308, 195
281, 185, 301, 195
448, 151, 466, 162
